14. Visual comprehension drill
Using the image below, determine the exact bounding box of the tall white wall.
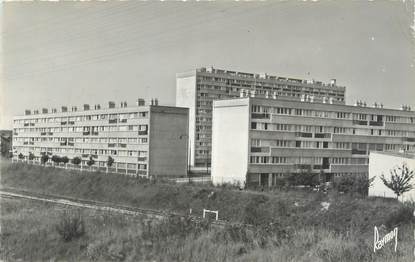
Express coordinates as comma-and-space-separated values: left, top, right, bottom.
176, 75, 196, 167
211, 99, 250, 187
369, 152, 415, 201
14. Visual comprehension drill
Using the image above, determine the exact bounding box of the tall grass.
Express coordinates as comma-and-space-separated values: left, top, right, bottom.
2, 198, 414, 262
2, 162, 415, 261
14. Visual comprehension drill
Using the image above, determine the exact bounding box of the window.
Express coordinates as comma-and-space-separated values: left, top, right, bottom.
251, 139, 260, 146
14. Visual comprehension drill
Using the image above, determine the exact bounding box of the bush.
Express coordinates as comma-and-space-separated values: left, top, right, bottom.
87, 156, 95, 167
71, 157, 81, 165
61, 156, 69, 164
385, 204, 414, 229
333, 174, 375, 196
107, 156, 114, 167
51, 155, 61, 164
28, 152, 35, 160
287, 172, 320, 187
40, 153, 49, 164
55, 210, 86, 242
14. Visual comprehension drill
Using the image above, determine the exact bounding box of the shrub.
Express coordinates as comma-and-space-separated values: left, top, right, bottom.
87, 156, 95, 167
333, 174, 375, 196
55, 210, 86, 242
385, 204, 414, 229
28, 152, 35, 160
51, 155, 61, 164
107, 156, 114, 167
71, 157, 82, 166
61, 156, 69, 165
40, 153, 49, 164
287, 172, 319, 187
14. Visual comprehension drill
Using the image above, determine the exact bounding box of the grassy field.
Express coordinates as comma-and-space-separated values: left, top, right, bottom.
1, 161, 415, 261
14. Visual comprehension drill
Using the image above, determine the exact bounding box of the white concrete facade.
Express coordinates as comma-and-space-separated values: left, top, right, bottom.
369, 151, 415, 201
12, 102, 189, 178
176, 66, 346, 169
212, 97, 415, 188
211, 99, 250, 186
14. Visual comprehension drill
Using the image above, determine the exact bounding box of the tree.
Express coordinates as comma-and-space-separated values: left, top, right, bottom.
107, 156, 114, 167
71, 157, 81, 166
87, 155, 95, 168
61, 156, 69, 167
28, 152, 35, 161
106, 156, 114, 173
18, 153, 24, 160
51, 155, 61, 165
380, 163, 415, 199
41, 153, 49, 165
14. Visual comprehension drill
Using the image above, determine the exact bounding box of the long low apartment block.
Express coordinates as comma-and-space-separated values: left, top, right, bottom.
12, 101, 189, 178
211, 97, 415, 188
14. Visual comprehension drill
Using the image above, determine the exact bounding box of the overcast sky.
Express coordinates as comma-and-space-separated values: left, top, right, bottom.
1, 0, 414, 129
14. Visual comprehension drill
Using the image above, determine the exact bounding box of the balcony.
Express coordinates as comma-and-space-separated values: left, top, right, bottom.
138, 130, 148, 136
295, 132, 313, 138
61, 121, 67, 125
119, 143, 127, 148
91, 132, 99, 136
369, 121, 383, 127
119, 119, 127, 123
352, 120, 368, 126
250, 147, 270, 153
404, 137, 415, 142
68, 121, 75, 125
314, 133, 331, 139
138, 157, 147, 162
351, 149, 366, 155
251, 113, 270, 119
83, 131, 90, 136
68, 142, 75, 146
40, 132, 46, 136
48, 132, 53, 135
108, 143, 116, 148
109, 119, 117, 124
60, 142, 67, 146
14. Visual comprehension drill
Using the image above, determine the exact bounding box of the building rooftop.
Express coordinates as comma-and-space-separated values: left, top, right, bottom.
192, 66, 344, 89
370, 151, 415, 159
215, 96, 415, 115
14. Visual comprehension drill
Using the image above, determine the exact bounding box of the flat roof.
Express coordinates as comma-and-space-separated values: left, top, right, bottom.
214, 97, 415, 116
370, 151, 415, 159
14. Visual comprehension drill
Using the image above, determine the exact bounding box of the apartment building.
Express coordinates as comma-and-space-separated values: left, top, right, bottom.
211, 97, 415, 187
176, 66, 346, 169
12, 100, 189, 178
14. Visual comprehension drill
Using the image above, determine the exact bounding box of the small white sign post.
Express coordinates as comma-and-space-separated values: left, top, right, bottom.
203, 209, 218, 221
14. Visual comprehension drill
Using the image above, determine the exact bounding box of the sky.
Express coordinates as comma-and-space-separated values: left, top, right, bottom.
1, 0, 414, 129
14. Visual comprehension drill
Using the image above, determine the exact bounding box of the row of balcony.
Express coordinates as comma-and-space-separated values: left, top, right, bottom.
352, 120, 384, 127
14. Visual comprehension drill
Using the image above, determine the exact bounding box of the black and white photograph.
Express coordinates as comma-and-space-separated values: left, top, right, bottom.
1, 0, 415, 261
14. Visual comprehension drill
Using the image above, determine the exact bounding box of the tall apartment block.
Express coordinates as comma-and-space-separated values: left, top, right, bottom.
12, 100, 189, 178
211, 97, 415, 187
176, 66, 346, 169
